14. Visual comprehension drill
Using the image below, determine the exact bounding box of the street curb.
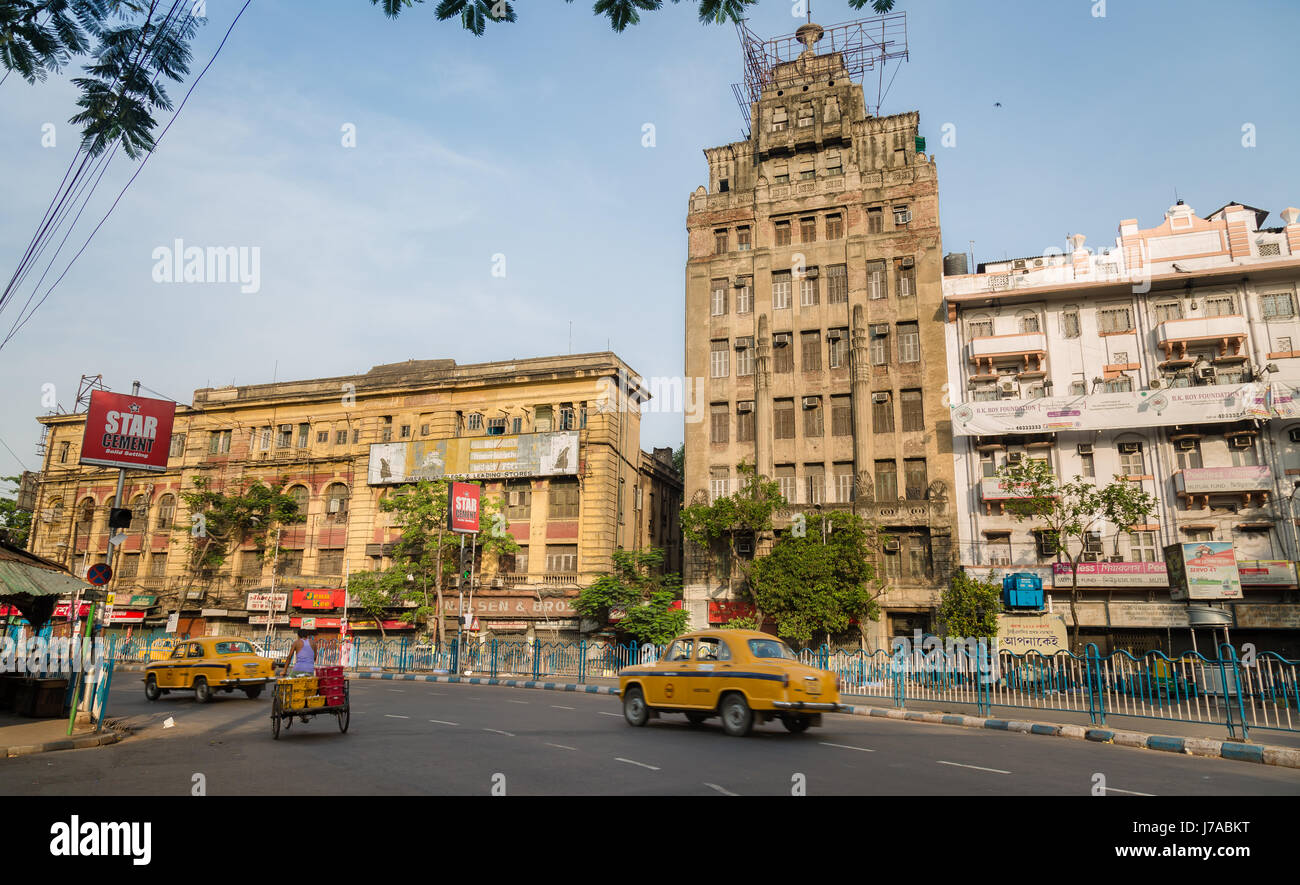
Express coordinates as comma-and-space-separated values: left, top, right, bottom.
3, 730, 122, 758
849, 706, 1299, 770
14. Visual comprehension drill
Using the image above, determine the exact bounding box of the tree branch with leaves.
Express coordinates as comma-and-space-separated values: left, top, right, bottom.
995, 459, 1155, 651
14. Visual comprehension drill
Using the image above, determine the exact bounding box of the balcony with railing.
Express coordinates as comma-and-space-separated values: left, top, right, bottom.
968, 333, 1048, 375
1174, 465, 1273, 508
1155, 315, 1249, 361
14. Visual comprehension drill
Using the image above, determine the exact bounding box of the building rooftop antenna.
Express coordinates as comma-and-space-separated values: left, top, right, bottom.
730, 10, 909, 136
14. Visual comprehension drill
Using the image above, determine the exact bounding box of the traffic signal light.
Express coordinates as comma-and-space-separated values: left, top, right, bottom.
459, 547, 473, 581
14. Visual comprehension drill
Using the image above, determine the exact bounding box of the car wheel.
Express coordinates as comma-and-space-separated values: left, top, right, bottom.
685, 712, 709, 726
623, 686, 650, 727
781, 713, 812, 734
720, 693, 753, 737
144, 674, 161, 701
193, 676, 212, 704
244, 687, 263, 699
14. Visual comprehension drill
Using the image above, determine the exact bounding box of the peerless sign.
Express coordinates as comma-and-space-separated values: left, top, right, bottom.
80, 390, 175, 473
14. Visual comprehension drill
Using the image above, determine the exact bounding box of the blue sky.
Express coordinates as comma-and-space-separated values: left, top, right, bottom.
2, 0, 1298, 479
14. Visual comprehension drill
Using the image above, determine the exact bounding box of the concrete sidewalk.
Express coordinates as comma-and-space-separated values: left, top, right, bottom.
0, 712, 122, 757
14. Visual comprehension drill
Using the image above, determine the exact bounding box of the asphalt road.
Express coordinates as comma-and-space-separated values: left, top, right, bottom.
1, 678, 1297, 795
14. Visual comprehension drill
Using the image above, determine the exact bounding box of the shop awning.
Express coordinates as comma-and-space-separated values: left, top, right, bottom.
0, 540, 92, 629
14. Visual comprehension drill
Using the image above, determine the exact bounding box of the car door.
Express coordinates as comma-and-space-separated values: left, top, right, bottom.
183, 642, 206, 687
651, 638, 693, 707
689, 636, 729, 710
158, 643, 188, 688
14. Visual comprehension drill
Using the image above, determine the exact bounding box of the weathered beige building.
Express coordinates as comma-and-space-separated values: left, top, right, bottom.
28, 352, 681, 640
683, 21, 956, 649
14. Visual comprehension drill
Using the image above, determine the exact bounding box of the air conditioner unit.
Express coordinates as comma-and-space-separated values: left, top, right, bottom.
998, 381, 1018, 396
279, 424, 291, 432
1176, 438, 1198, 451
1076, 443, 1093, 455
1006, 452, 1024, 464
774, 335, 791, 347
734, 340, 748, 351
827, 330, 843, 340
737, 401, 755, 414
1013, 259, 1027, 270
883, 538, 901, 552
872, 392, 890, 403
805, 268, 819, 279
802, 397, 820, 410
1036, 533, 1058, 556
1197, 366, 1216, 380
1149, 379, 1163, 389
894, 209, 912, 225
899, 256, 916, 268
736, 537, 755, 556
1118, 442, 1140, 454
491, 577, 504, 588
1228, 435, 1252, 450
1033, 258, 1044, 267
1109, 555, 1125, 563
733, 277, 748, 288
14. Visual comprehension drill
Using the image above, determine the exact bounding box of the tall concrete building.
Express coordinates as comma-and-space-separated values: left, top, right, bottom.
683, 18, 956, 650
944, 201, 1300, 656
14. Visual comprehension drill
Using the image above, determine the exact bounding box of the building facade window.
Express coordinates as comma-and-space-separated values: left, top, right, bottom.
736, 226, 751, 251
774, 399, 796, 439
870, 325, 890, 365
714, 229, 728, 254
875, 460, 897, 501
828, 329, 848, 368
801, 331, 822, 372
775, 220, 791, 246
804, 464, 825, 505
967, 315, 993, 338
506, 482, 531, 520
736, 404, 755, 442
834, 463, 854, 503
1119, 443, 1144, 476
867, 260, 887, 300
800, 271, 819, 307
1154, 301, 1183, 323
898, 322, 920, 363
709, 467, 729, 502
900, 389, 924, 431
904, 459, 928, 500
1262, 291, 1296, 319
325, 483, 349, 522
775, 465, 796, 503
710, 340, 729, 378
1204, 294, 1236, 317
825, 213, 843, 239
831, 395, 852, 436
803, 397, 823, 437
826, 264, 847, 304
895, 258, 915, 298
548, 479, 579, 519
1099, 306, 1133, 332
772, 271, 792, 309
711, 279, 727, 316
156, 494, 176, 531
867, 207, 883, 234
800, 217, 816, 243
545, 545, 578, 573
1062, 307, 1081, 338
1017, 311, 1040, 333
736, 278, 753, 314
873, 393, 894, 433
317, 549, 345, 575
736, 337, 755, 376
773, 334, 794, 373
710, 404, 729, 444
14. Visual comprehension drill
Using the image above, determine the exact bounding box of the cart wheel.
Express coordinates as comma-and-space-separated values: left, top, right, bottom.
272, 698, 281, 740
337, 705, 350, 733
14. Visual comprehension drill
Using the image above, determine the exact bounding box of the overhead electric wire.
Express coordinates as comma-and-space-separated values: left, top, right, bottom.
0, 0, 202, 346
0, 0, 253, 350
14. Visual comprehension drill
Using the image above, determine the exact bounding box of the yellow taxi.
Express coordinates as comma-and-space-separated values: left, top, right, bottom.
618, 629, 849, 736
144, 636, 276, 703
145, 638, 178, 661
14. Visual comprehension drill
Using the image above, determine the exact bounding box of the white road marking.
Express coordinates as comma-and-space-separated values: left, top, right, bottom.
384, 714, 410, 720
546, 743, 578, 751
820, 742, 875, 753
704, 783, 738, 796
429, 719, 459, 726
937, 761, 1011, 774
1105, 787, 1156, 796
616, 757, 660, 771
388, 689, 404, 692
551, 705, 575, 710
507, 699, 529, 705
484, 728, 515, 737
598, 711, 622, 717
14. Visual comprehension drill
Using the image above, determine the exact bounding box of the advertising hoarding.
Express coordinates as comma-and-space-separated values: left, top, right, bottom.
291, 589, 346, 610
1051, 562, 1169, 587
1236, 560, 1298, 587
367, 431, 579, 485
245, 592, 288, 611
1165, 542, 1243, 601
996, 613, 1069, 655
447, 481, 481, 533
79, 390, 176, 473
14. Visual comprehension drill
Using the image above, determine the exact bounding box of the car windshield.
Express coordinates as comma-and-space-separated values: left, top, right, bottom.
215, 641, 255, 655
748, 639, 797, 660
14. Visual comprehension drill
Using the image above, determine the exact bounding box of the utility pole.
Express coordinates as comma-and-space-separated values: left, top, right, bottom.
265, 527, 282, 645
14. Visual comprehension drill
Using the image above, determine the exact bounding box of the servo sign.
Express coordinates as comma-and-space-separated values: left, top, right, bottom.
80, 390, 176, 473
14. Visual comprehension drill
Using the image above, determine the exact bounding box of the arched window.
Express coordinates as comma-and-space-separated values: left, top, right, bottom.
967, 313, 993, 338
130, 495, 149, 529
48, 498, 64, 524
286, 485, 309, 518
1017, 310, 1040, 334
156, 494, 176, 532
77, 497, 95, 529
325, 483, 349, 522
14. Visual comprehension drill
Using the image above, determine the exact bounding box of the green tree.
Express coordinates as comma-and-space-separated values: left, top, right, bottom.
575, 548, 687, 645
746, 510, 882, 647
372, 1, 898, 35
671, 443, 684, 480
178, 475, 305, 581
680, 460, 785, 599
345, 567, 407, 639
995, 459, 1156, 651
937, 568, 1002, 640
720, 614, 758, 630
0, 475, 33, 548
347, 479, 515, 643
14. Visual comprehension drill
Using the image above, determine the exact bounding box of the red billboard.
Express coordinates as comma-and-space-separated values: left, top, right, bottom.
292, 588, 346, 610
80, 390, 175, 473
447, 481, 481, 533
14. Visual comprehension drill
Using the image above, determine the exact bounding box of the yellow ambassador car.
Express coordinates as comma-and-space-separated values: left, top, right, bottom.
618, 630, 850, 737
144, 636, 276, 703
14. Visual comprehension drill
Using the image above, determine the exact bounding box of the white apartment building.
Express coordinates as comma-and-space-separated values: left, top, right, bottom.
943, 201, 1300, 655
